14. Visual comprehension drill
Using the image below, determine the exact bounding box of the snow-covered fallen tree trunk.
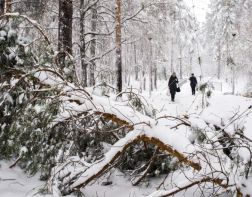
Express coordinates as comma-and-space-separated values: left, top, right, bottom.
58, 127, 201, 194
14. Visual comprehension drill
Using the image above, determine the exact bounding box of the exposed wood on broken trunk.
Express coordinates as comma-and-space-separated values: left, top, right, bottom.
65, 134, 201, 195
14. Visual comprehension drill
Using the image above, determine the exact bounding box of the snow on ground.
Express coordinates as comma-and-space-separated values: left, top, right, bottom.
82, 169, 214, 197
0, 161, 51, 197
1, 77, 252, 196
138, 78, 206, 118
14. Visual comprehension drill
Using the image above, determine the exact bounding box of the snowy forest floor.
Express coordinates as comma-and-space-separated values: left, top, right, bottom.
1, 78, 252, 197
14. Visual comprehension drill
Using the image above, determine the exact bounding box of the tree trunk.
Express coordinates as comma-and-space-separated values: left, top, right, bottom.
179, 45, 182, 79
0, 0, 4, 15
232, 66, 235, 94
188, 48, 192, 75
80, 0, 88, 87
115, 0, 122, 93
149, 38, 153, 96
170, 38, 174, 74
189, 52, 192, 74
163, 67, 167, 80
124, 44, 127, 84
217, 42, 221, 79
58, 0, 73, 68
134, 44, 138, 81
154, 64, 157, 90
143, 70, 146, 91
0, 0, 11, 15
5, 0, 11, 13
170, 12, 175, 74
89, 3, 97, 86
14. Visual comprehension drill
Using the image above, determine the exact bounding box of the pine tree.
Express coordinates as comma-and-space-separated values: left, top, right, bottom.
89, 3, 97, 86
115, 0, 122, 93
58, 0, 73, 69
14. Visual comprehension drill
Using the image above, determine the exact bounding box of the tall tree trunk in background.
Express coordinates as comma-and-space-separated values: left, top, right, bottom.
6, 0, 11, 12
154, 64, 157, 90
5, 0, 11, 13
58, 0, 73, 68
89, 3, 97, 86
153, 40, 157, 89
170, 38, 174, 74
232, 66, 235, 94
0, 0, 12, 15
170, 12, 175, 74
134, 44, 138, 81
115, 0, 122, 93
124, 44, 127, 84
127, 45, 131, 86
0, 0, 4, 15
163, 67, 167, 80
143, 70, 146, 91
217, 42, 221, 79
80, 0, 88, 87
189, 48, 192, 74
179, 45, 182, 79
140, 41, 145, 92
148, 37, 153, 96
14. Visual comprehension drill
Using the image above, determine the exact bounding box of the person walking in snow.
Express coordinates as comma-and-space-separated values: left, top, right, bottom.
189, 73, 197, 95
168, 72, 179, 102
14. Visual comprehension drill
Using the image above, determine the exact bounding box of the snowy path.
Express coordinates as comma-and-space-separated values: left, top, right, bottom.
146, 80, 202, 117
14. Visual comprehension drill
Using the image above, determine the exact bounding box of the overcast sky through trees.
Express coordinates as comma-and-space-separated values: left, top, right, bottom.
185, 0, 210, 22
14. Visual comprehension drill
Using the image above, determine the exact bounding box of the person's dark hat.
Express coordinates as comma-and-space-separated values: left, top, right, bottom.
191, 73, 194, 76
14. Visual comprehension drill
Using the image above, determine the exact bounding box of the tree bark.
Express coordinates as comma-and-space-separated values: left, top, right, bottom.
134, 44, 138, 81
58, 0, 73, 68
89, 3, 97, 86
170, 38, 174, 74
5, 0, 11, 13
179, 45, 182, 79
217, 42, 221, 79
124, 44, 128, 84
0, 0, 11, 15
80, 0, 88, 87
170, 12, 175, 74
115, 0, 122, 93
143, 70, 146, 91
189, 51, 192, 74
0, 0, 4, 15
154, 64, 157, 90
149, 37, 153, 96
232, 66, 235, 94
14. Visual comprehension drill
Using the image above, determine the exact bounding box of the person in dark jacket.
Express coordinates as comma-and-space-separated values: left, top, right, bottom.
189, 73, 197, 95
168, 72, 179, 102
